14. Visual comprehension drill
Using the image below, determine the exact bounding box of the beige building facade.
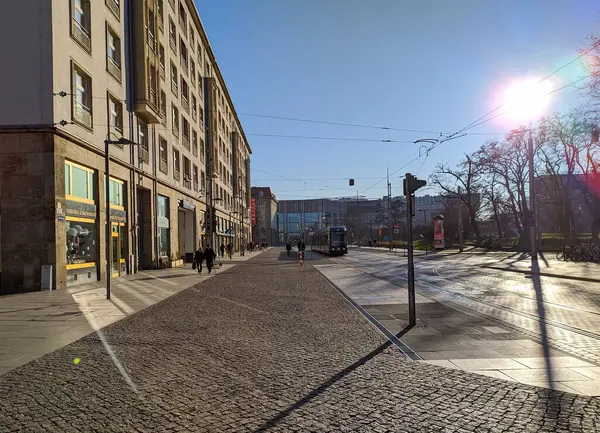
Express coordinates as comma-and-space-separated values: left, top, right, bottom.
0, 0, 251, 294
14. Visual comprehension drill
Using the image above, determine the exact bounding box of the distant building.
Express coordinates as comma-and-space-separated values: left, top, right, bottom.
251, 187, 278, 245
276, 199, 347, 243
413, 195, 446, 226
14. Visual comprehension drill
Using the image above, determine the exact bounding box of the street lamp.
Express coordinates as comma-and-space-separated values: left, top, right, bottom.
104, 135, 138, 300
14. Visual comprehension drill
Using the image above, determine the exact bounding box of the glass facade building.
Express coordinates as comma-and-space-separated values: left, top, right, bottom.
276, 199, 347, 243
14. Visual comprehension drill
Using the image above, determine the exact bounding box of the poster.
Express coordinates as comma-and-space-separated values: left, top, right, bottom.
433, 218, 445, 249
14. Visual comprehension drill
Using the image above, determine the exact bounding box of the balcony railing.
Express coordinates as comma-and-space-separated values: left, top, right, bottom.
168, 0, 174, 10
72, 19, 91, 51
159, 63, 165, 80
140, 146, 150, 163
158, 16, 164, 33
106, 0, 120, 18
192, 143, 198, 156
193, 180, 198, 191
171, 80, 178, 96
179, 16, 186, 33
148, 86, 158, 108
180, 55, 188, 73
172, 124, 179, 137
159, 158, 168, 174
182, 134, 190, 149
107, 56, 121, 81
169, 36, 176, 53
181, 96, 189, 113
192, 108, 197, 121
73, 100, 92, 128
174, 168, 180, 180
183, 176, 191, 189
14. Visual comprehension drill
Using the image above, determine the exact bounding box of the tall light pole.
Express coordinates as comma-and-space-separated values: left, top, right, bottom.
104, 135, 138, 300
528, 131, 537, 257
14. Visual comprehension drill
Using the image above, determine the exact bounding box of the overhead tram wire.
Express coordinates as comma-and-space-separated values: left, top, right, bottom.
245, 133, 415, 143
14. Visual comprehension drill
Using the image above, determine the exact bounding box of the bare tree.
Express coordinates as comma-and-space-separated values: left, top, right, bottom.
431, 155, 484, 243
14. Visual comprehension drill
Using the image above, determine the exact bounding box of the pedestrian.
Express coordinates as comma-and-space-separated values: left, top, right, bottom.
286, 241, 292, 256
227, 242, 233, 259
205, 245, 216, 274
194, 244, 205, 274
220, 242, 225, 258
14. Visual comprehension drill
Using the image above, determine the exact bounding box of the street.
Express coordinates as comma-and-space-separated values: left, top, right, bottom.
2, 249, 600, 432
314, 248, 600, 395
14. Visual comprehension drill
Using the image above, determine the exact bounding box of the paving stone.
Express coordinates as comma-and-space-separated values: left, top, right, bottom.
0, 249, 599, 431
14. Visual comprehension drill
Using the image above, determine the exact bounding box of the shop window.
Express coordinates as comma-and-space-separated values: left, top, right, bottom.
66, 220, 97, 266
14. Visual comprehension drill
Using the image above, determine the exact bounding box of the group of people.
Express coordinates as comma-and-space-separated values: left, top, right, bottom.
285, 240, 306, 256
193, 244, 218, 274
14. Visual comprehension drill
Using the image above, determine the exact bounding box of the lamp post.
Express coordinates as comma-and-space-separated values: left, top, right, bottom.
104, 135, 138, 300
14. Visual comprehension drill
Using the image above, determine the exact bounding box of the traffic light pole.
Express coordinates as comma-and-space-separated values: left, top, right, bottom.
406, 186, 416, 327
403, 172, 426, 327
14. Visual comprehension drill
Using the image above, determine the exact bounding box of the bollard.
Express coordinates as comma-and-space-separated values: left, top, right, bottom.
300, 251, 303, 266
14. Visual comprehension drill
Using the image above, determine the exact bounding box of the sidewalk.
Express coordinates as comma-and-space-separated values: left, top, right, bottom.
0, 248, 599, 431
0, 250, 261, 376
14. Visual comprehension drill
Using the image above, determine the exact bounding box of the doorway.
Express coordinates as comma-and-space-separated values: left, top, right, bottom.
111, 222, 125, 277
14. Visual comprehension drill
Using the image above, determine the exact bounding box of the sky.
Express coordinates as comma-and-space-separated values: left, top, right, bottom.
194, 0, 600, 200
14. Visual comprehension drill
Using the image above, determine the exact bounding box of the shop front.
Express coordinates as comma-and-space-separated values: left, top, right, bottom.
65, 161, 98, 287
106, 177, 128, 278
178, 200, 196, 263
157, 195, 170, 268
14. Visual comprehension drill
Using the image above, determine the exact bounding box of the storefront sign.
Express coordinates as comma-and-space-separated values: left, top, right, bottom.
179, 200, 195, 211
66, 200, 96, 219
157, 216, 170, 228
251, 198, 256, 225
110, 208, 127, 223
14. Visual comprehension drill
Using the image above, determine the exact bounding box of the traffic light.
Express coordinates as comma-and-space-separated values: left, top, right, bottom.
349, 178, 355, 186
403, 173, 427, 196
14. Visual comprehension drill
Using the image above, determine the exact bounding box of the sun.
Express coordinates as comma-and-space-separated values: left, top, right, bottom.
502, 78, 553, 122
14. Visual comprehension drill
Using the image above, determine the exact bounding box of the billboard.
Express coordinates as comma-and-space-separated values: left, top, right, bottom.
251, 198, 256, 225
433, 217, 445, 249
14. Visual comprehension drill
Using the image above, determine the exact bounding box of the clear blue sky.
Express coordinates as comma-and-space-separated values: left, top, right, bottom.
195, 0, 599, 200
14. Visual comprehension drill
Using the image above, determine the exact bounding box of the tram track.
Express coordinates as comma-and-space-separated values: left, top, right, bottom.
329, 255, 600, 356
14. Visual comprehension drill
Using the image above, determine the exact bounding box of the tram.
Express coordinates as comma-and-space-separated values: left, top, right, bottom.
310, 226, 348, 256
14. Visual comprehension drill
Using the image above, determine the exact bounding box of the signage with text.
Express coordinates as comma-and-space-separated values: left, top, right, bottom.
251, 198, 256, 225
66, 200, 96, 219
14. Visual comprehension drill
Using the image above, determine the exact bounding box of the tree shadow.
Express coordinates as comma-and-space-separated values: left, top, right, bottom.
252, 325, 414, 432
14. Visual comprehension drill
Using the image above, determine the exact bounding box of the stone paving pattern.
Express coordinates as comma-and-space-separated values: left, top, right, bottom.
0, 249, 599, 432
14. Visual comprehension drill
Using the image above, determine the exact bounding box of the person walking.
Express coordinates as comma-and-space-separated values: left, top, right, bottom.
205, 245, 216, 274
286, 241, 292, 257
226, 242, 233, 259
193, 244, 205, 274
219, 242, 225, 258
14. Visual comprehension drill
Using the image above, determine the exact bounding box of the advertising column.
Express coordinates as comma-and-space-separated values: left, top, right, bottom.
433, 214, 445, 249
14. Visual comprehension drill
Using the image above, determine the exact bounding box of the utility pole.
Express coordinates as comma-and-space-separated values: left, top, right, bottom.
458, 185, 463, 252
403, 172, 426, 327
528, 130, 537, 257
387, 167, 393, 250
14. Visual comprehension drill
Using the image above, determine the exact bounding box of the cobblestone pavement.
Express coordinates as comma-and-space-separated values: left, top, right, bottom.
1, 249, 600, 432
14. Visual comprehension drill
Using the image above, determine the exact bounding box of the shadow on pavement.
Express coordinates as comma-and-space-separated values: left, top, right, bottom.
253, 325, 413, 431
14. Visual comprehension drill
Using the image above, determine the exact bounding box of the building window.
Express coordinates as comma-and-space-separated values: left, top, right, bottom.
178, 2, 187, 33
192, 129, 198, 156
179, 37, 188, 72
159, 44, 166, 80
172, 105, 179, 136
160, 90, 167, 116
201, 170, 205, 192
183, 156, 191, 188
159, 136, 168, 174
199, 137, 205, 161
170, 61, 178, 95
157, 0, 164, 29
108, 94, 123, 134
168, 16, 176, 52
71, 0, 91, 52
199, 106, 204, 129
189, 29, 195, 52
190, 59, 196, 86
106, 0, 120, 20
158, 195, 170, 261
71, 63, 93, 129
148, 8, 156, 44
182, 116, 190, 149
138, 118, 149, 162
173, 149, 180, 180
193, 165, 199, 191
65, 161, 95, 201
104, 177, 125, 207
191, 94, 197, 121
66, 220, 97, 267
181, 77, 189, 112
106, 24, 122, 81
198, 73, 203, 94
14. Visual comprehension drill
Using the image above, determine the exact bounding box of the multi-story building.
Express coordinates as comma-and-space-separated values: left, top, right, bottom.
251, 187, 278, 246
276, 199, 348, 243
0, 0, 251, 294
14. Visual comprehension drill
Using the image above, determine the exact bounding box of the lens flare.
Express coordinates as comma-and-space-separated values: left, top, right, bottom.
502, 78, 554, 122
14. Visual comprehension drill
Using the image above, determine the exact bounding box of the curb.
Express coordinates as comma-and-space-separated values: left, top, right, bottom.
313, 267, 422, 361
